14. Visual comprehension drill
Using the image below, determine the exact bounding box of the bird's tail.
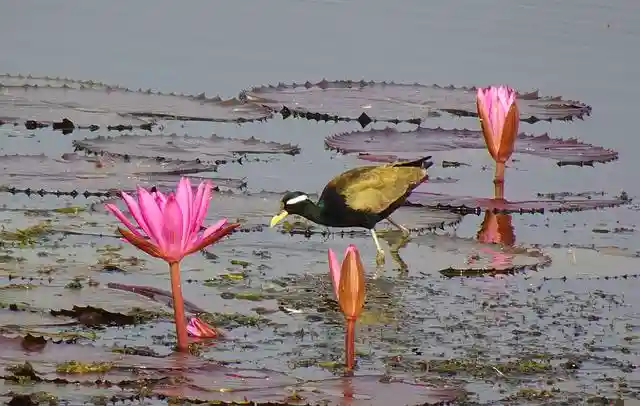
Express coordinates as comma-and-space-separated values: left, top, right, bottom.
394, 156, 433, 170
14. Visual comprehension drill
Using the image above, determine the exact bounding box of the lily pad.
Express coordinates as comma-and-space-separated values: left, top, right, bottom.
326, 127, 618, 167
72, 133, 301, 165
407, 193, 630, 214
194, 190, 463, 235
242, 80, 591, 126
0, 335, 462, 405
0, 74, 272, 131
0, 153, 245, 196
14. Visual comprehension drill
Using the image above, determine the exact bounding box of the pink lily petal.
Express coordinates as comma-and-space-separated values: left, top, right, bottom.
104, 203, 144, 237
137, 187, 167, 251
327, 248, 341, 299
152, 190, 167, 211
162, 195, 185, 260
198, 218, 227, 241
120, 190, 154, 238
192, 181, 213, 235
175, 177, 193, 250
187, 317, 219, 338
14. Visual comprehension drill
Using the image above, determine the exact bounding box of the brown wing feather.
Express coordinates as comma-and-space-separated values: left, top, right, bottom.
325, 163, 427, 213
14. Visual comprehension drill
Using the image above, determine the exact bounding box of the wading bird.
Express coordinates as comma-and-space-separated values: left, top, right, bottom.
269, 156, 434, 266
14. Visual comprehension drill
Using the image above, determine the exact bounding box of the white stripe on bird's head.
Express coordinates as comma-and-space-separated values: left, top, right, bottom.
285, 194, 309, 205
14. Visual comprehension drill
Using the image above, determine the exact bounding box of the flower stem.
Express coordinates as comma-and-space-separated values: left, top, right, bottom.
169, 261, 189, 352
493, 162, 506, 199
345, 316, 357, 374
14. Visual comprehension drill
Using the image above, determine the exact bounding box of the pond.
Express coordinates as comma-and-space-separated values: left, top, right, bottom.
1, 0, 639, 404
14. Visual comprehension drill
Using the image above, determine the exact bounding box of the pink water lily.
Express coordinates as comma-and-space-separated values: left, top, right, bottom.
105, 177, 240, 352
476, 85, 520, 198
105, 177, 238, 263
328, 244, 366, 373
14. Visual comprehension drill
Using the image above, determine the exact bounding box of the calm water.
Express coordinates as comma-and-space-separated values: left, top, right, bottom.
1, 1, 640, 404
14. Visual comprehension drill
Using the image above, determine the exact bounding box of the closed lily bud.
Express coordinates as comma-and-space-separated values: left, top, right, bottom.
476, 86, 520, 164
337, 245, 365, 320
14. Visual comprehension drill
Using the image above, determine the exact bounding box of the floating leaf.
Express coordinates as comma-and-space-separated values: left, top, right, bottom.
407, 193, 630, 214
243, 80, 591, 126
0, 74, 272, 132
0, 153, 245, 196
326, 127, 618, 166
0, 335, 462, 405
0, 94, 152, 132
72, 133, 301, 164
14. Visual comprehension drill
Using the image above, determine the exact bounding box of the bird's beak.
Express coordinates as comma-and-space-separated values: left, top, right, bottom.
270, 210, 289, 228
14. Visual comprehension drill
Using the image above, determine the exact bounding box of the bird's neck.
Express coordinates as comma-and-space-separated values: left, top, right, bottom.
300, 201, 330, 226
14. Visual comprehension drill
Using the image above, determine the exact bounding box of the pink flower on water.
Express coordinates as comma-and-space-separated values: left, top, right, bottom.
187, 316, 222, 338
476, 85, 520, 165
328, 244, 366, 373
105, 177, 239, 263
105, 177, 239, 352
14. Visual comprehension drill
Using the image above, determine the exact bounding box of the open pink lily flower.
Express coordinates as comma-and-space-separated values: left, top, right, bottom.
476, 85, 520, 198
328, 244, 366, 373
105, 177, 239, 263
105, 177, 240, 352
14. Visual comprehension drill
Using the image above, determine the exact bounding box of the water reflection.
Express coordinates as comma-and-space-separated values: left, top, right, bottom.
380, 202, 522, 275
470, 209, 516, 271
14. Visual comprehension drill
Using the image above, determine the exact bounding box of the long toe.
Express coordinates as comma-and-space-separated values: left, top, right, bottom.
375, 249, 386, 266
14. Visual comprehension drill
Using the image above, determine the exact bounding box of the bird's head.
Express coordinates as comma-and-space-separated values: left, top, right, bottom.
269, 191, 312, 228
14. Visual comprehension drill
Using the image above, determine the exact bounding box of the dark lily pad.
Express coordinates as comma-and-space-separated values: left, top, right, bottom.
0, 335, 462, 405
198, 190, 463, 235
49, 305, 160, 328
242, 80, 591, 126
0, 73, 272, 131
407, 193, 630, 215
72, 133, 301, 165
326, 127, 618, 167
0, 153, 245, 196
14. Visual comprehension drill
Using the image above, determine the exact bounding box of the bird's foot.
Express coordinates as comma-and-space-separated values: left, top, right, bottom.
375, 249, 386, 266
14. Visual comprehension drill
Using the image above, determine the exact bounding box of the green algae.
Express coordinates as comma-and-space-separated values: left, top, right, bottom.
55, 360, 113, 374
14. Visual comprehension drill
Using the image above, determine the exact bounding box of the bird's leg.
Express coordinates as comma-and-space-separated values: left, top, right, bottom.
387, 216, 411, 238
370, 228, 385, 266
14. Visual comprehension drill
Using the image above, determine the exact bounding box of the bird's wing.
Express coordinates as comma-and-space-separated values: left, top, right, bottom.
324, 164, 427, 213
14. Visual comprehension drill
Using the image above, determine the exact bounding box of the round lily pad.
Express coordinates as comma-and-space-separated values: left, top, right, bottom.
0, 153, 244, 196
72, 133, 301, 165
406, 193, 630, 215
243, 79, 592, 126
326, 127, 618, 167
0, 74, 272, 132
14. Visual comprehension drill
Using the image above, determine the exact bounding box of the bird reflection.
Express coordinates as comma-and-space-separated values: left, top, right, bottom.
377, 229, 411, 272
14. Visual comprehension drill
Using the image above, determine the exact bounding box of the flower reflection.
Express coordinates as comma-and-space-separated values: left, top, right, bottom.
468, 210, 516, 272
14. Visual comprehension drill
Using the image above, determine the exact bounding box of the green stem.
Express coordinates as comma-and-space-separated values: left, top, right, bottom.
170, 261, 189, 352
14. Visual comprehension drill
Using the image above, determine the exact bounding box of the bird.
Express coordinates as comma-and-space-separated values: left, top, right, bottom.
269, 156, 434, 266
